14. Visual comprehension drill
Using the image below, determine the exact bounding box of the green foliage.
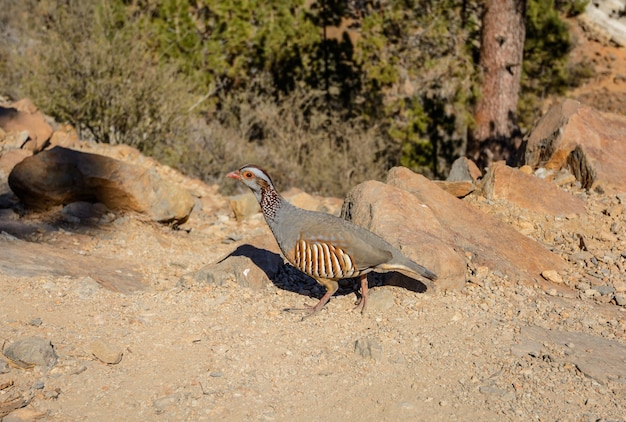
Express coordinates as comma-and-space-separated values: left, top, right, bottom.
0, 0, 595, 194
555, 0, 590, 17
4, 0, 198, 167
519, 0, 593, 129
131, 0, 321, 94
355, 0, 478, 177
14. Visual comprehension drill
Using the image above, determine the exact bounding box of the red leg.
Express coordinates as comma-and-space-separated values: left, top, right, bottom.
352, 274, 369, 314
285, 278, 338, 319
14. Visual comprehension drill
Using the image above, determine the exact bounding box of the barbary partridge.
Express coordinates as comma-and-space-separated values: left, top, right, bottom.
227, 164, 437, 317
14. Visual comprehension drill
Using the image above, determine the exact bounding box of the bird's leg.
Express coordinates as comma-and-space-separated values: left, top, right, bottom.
285, 279, 338, 319
352, 274, 369, 314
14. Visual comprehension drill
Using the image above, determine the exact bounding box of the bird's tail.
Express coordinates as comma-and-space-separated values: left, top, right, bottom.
380, 253, 438, 281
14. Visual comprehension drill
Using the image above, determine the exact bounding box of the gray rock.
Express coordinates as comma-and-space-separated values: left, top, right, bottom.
3, 337, 58, 368
591, 285, 615, 296
479, 385, 514, 401
75, 277, 102, 299
515, 325, 626, 383
153, 393, 180, 414
447, 157, 481, 182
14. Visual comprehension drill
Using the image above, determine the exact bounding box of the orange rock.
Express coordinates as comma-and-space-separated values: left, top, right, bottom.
479, 161, 587, 217
523, 99, 626, 193
385, 166, 569, 289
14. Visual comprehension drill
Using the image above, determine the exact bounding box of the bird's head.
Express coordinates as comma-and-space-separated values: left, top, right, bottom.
227, 165, 275, 199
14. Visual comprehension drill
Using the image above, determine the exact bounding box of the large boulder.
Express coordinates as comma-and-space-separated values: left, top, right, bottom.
384, 167, 569, 289
522, 99, 626, 193
342, 180, 467, 290
8, 146, 194, 224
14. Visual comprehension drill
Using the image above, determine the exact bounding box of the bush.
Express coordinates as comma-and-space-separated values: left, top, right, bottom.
519, 0, 594, 130
3, 0, 199, 168
180, 78, 389, 197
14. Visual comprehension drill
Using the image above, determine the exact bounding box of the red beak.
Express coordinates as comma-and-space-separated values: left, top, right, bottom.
227, 170, 241, 180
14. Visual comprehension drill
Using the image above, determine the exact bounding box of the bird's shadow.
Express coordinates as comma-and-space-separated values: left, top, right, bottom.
227, 244, 430, 301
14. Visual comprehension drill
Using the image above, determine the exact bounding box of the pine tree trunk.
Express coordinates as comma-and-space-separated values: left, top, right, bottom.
468, 0, 526, 169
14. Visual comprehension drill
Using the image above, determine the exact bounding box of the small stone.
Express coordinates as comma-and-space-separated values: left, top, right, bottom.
591, 285, 615, 296
479, 385, 508, 396
541, 270, 563, 284
75, 277, 102, 299
28, 318, 42, 327
614, 293, 626, 307
88, 340, 123, 364
153, 393, 180, 414
569, 251, 593, 261
576, 281, 591, 291
354, 337, 383, 361
474, 266, 489, 281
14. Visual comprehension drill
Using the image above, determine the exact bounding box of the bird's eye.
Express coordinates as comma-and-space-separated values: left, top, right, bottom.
243, 171, 254, 178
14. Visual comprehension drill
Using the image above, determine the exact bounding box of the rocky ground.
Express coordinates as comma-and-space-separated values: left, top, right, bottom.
1, 7, 626, 422
0, 155, 625, 422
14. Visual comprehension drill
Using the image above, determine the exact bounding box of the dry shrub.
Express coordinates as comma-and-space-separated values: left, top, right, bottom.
1, 0, 198, 169
182, 83, 391, 197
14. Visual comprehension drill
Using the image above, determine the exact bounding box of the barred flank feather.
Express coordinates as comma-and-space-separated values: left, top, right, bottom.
294, 239, 358, 280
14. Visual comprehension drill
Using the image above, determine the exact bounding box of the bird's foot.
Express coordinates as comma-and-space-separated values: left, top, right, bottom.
352, 297, 367, 314
284, 304, 322, 320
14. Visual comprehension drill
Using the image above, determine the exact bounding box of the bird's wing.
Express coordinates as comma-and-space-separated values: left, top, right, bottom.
297, 213, 393, 271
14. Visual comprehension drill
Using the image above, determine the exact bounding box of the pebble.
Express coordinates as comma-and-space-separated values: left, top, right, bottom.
614, 293, 626, 306
576, 281, 591, 291
354, 337, 383, 361
541, 270, 563, 284
88, 340, 123, 364
153, 393, 180, 414
569, 251, 593, 261
28, 318, 42, 327
591, 285, 615, 296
